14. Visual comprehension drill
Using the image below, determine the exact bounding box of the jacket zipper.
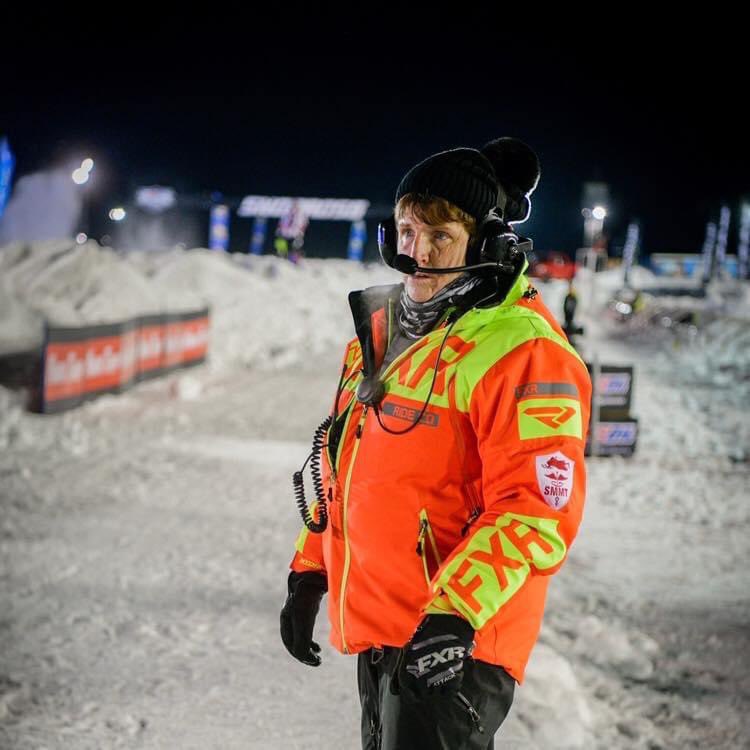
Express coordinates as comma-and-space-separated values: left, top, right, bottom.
337, 308, 460, 650
416, 508, 442, 588
456, 691, 485, 734
460, 507, 481, 537
339, 404, 369, 654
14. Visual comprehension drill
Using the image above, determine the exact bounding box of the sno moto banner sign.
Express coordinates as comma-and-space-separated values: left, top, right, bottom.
584, 362, 637, 457
42, 309, 210, 413
585, 419, 638, 457
586, 364, 634, 418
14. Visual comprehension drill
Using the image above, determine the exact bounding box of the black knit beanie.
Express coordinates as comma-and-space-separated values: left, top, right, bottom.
395, 138, 541, 224
395, 148, 500, 223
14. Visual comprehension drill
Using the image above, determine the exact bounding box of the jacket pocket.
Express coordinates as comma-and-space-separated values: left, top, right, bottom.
416, 508, 443, 589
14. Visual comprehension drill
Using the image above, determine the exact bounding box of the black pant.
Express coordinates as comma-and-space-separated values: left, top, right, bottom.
357, 646, 516, 750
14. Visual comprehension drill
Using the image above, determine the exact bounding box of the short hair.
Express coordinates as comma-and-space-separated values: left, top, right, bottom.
395, 195, 477, 244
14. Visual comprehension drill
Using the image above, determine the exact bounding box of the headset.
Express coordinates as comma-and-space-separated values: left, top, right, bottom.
377, 207, 532, 277
293, 203, 535, 533
354, 206, 533, 416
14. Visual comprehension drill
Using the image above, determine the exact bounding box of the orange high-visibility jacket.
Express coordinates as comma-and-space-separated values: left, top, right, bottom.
290, 272, 591, 684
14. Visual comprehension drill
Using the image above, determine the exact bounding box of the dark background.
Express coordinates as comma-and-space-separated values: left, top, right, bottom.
2, 17, 745, 259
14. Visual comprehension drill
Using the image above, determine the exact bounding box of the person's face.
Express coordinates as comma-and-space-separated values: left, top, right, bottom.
397, 208, 470, 303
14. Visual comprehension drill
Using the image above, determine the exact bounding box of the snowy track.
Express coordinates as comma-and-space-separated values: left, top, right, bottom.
1, 253, 749, 748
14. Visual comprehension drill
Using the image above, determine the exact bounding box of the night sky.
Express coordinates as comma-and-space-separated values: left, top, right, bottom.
3, 21, 745, 258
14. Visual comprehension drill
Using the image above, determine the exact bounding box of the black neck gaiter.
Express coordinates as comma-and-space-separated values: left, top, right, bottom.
398, 273, 485, 340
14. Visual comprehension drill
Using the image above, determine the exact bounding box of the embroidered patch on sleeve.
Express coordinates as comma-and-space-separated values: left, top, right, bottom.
517, 397, 582, 440
535, 451, 575, 509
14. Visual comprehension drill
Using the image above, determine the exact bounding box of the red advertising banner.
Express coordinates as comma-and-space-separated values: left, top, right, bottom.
42, 309, 210, 413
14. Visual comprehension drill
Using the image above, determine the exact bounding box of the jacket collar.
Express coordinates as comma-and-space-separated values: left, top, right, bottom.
348, 262, 531, 378
348, 283, 403, 378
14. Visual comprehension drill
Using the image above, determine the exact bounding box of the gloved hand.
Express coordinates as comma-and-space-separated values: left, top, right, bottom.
400, 614, 475, 696
280, 571, 328, 666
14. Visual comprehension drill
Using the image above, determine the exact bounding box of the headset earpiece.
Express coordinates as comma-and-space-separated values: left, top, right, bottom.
467, 209, 523, 272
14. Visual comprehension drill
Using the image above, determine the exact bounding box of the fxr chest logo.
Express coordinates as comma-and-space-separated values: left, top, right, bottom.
535, 451, 575, 509
515, 382, 583, 440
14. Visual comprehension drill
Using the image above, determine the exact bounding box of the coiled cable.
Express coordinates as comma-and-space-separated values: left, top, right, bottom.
293, 362, 358, 533
293, 415, 332, 533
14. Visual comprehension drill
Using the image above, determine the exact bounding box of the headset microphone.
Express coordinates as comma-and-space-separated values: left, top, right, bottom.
392, 253, 514, 276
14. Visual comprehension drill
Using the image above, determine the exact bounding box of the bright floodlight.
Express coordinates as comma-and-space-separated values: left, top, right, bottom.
72, 168, 89, 185
81, 158, 94, 172
109, 207, 126, 221
592, 206, 607, 220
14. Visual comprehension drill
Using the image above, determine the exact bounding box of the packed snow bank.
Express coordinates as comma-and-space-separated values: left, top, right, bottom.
0, 242, 394, 371
0, 241, 202, 355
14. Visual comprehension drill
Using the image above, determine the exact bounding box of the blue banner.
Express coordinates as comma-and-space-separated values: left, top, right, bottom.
250, 216, 268, 255
209, 204, 230, 251
0, 136, 15, 218
348, 220, 367, 261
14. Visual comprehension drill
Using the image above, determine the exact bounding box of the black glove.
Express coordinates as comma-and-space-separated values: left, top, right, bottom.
400, 614, 475, 697
280, 571, 328, 667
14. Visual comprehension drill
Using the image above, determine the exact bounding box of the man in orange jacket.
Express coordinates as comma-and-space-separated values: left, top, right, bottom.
280, 138, 591, 749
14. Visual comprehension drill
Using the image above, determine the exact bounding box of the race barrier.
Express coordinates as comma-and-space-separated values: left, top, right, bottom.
41, 308, 210, 413
585, 363, 638, 457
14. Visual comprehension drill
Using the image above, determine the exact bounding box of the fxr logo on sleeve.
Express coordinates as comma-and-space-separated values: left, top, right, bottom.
517, 398, 582, 440
535, 451, 575, 509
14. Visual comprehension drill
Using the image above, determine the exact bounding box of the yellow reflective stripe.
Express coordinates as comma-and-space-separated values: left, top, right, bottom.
434, 512, 567, 629
339, 407, 368, 654
294, 501, 318, 554
334, 384, 359, 474
418, 509, 443, 588
424, 511, 442, 566
501, 513, 568, 571
420, 549, 430, 587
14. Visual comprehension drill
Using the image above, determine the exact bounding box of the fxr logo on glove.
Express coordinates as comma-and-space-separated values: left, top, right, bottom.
400, 615, 475, 695
406, 645, 468, 677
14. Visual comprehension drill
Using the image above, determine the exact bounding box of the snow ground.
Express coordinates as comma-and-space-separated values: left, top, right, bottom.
1, 246, 748, 749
